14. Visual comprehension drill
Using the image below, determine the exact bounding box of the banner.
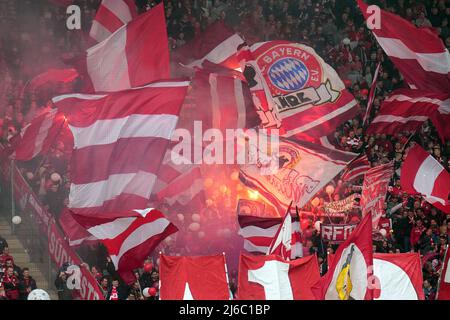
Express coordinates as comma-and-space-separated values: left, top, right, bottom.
0, 156, 104, 300
360, 162, 394, 229
323, 194, 359, 214
240, 138, 356, 212
320, 224, 357, 243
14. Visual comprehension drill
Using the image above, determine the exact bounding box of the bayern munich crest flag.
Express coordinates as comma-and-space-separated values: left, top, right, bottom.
241, 41, 358, 141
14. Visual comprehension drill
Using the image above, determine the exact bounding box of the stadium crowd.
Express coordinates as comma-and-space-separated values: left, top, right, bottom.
0, 0, 449, 300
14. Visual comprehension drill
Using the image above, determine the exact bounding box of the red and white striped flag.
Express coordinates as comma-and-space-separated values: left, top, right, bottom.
363, 62, 381, 126
10, 109, 66, 161
73, 208, 178, 284
155, 153, 205, 214
172, 21, 245, 72
437, 245, 450, 300
367, 89, 450, 143
89, 0, 137, 43
400, 145, 450, 214
341, 154, 371, 183
360, 162, 394, 229
267, 206, 292, 260
75, 3, 169, 92
54, 80, 189, 217
237, 200, 303, 259
357, 0, 450, 93
191, 68, 260, 133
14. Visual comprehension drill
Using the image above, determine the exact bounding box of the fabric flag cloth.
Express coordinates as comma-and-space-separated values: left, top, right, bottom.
10, 109, 66, 161
267, 204, 292, 260
312, 212, 374, 300
239, 138, 357, 212
172, 21, 244, 72
363, 62, 381, 126
360, 162, 394, 229
159, 254, 230, 300
357, 0, 450, 93
237, 254, 320, 300
89, 0, 137, 43
242, 41, 358, 140
25, 68, 79, 93
74, 3, 169, 93
437, 245, 450, 300
237, 199, 303, 260
72, 208, 178, 284
155, 153, 205, 214
189, 67, 260, 133
340, 154, 370, 183
54, 80, 189, 217
59, 208, 97, 247
400, 144, 450, 214
373, 253, 424, 300
367, 89, 450, 143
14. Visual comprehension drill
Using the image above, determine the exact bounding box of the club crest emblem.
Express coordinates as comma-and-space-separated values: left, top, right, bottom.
268, 57, 309, 92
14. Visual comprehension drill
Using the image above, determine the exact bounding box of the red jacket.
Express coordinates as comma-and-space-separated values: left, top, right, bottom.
2, 274, 20, 300
410, 226, 425, 246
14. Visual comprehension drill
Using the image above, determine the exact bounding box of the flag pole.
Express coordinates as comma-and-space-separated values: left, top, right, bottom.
222, 252, 232, 300
10, 159, 15, 234
435, 244, 449, 300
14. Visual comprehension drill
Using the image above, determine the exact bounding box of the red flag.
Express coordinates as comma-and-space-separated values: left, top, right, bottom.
357, 0, 450, 93
26, 68, 79, 93
400, 145, 450, 214
340, 154, 371, 183
367, 89, 450, 143
76, 3, 169, 92
242, 41, 358, 140
159, 254, 230, 300
89, 0, 138, 43
59, 208, 97, 247
172, 21, 245, 72
10, 109, 66, 161
312, 212, 373, 300
267, 205, 292, 260
360, 162, 394, 229
54, 80, 189, 217
237, 254, 320, 300
373, 253, 424, 300
437, 245, 450, 300
156, 160, 205, 214
73, 208, 178, 284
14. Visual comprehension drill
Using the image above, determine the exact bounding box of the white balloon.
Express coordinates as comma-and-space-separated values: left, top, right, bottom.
191, 213, 201, 222
142, 287, 151, 298
12, 216, 21, 225
28, 289, 50, 300
314, 221, 322, 232
188, 222, 201, 232
343, 38, 351, 45
50, 172, 61, 182
379, 228, 387, 237
176, 214, 184, 222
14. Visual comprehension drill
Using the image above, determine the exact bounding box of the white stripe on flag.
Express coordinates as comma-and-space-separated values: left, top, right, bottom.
386, 94, 450, 106
238, 225, 280, 238
69, 172, 157, 209
102, 0, 133, 23
285, 99, 357, 136
52, 93, 107, 103
86, 25, 131, 92
110, 218, 171, 268
234, 78, 246, 128
88, 217, 136, 239
413, 155, 444, 197
69, 114, 178, 149
243, 240, 269, 253
376, 36, 450, 74
33, 109, 57, 157
371, 115, 429, 124
89, 20, 113, 43
209, 74, 221, 129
